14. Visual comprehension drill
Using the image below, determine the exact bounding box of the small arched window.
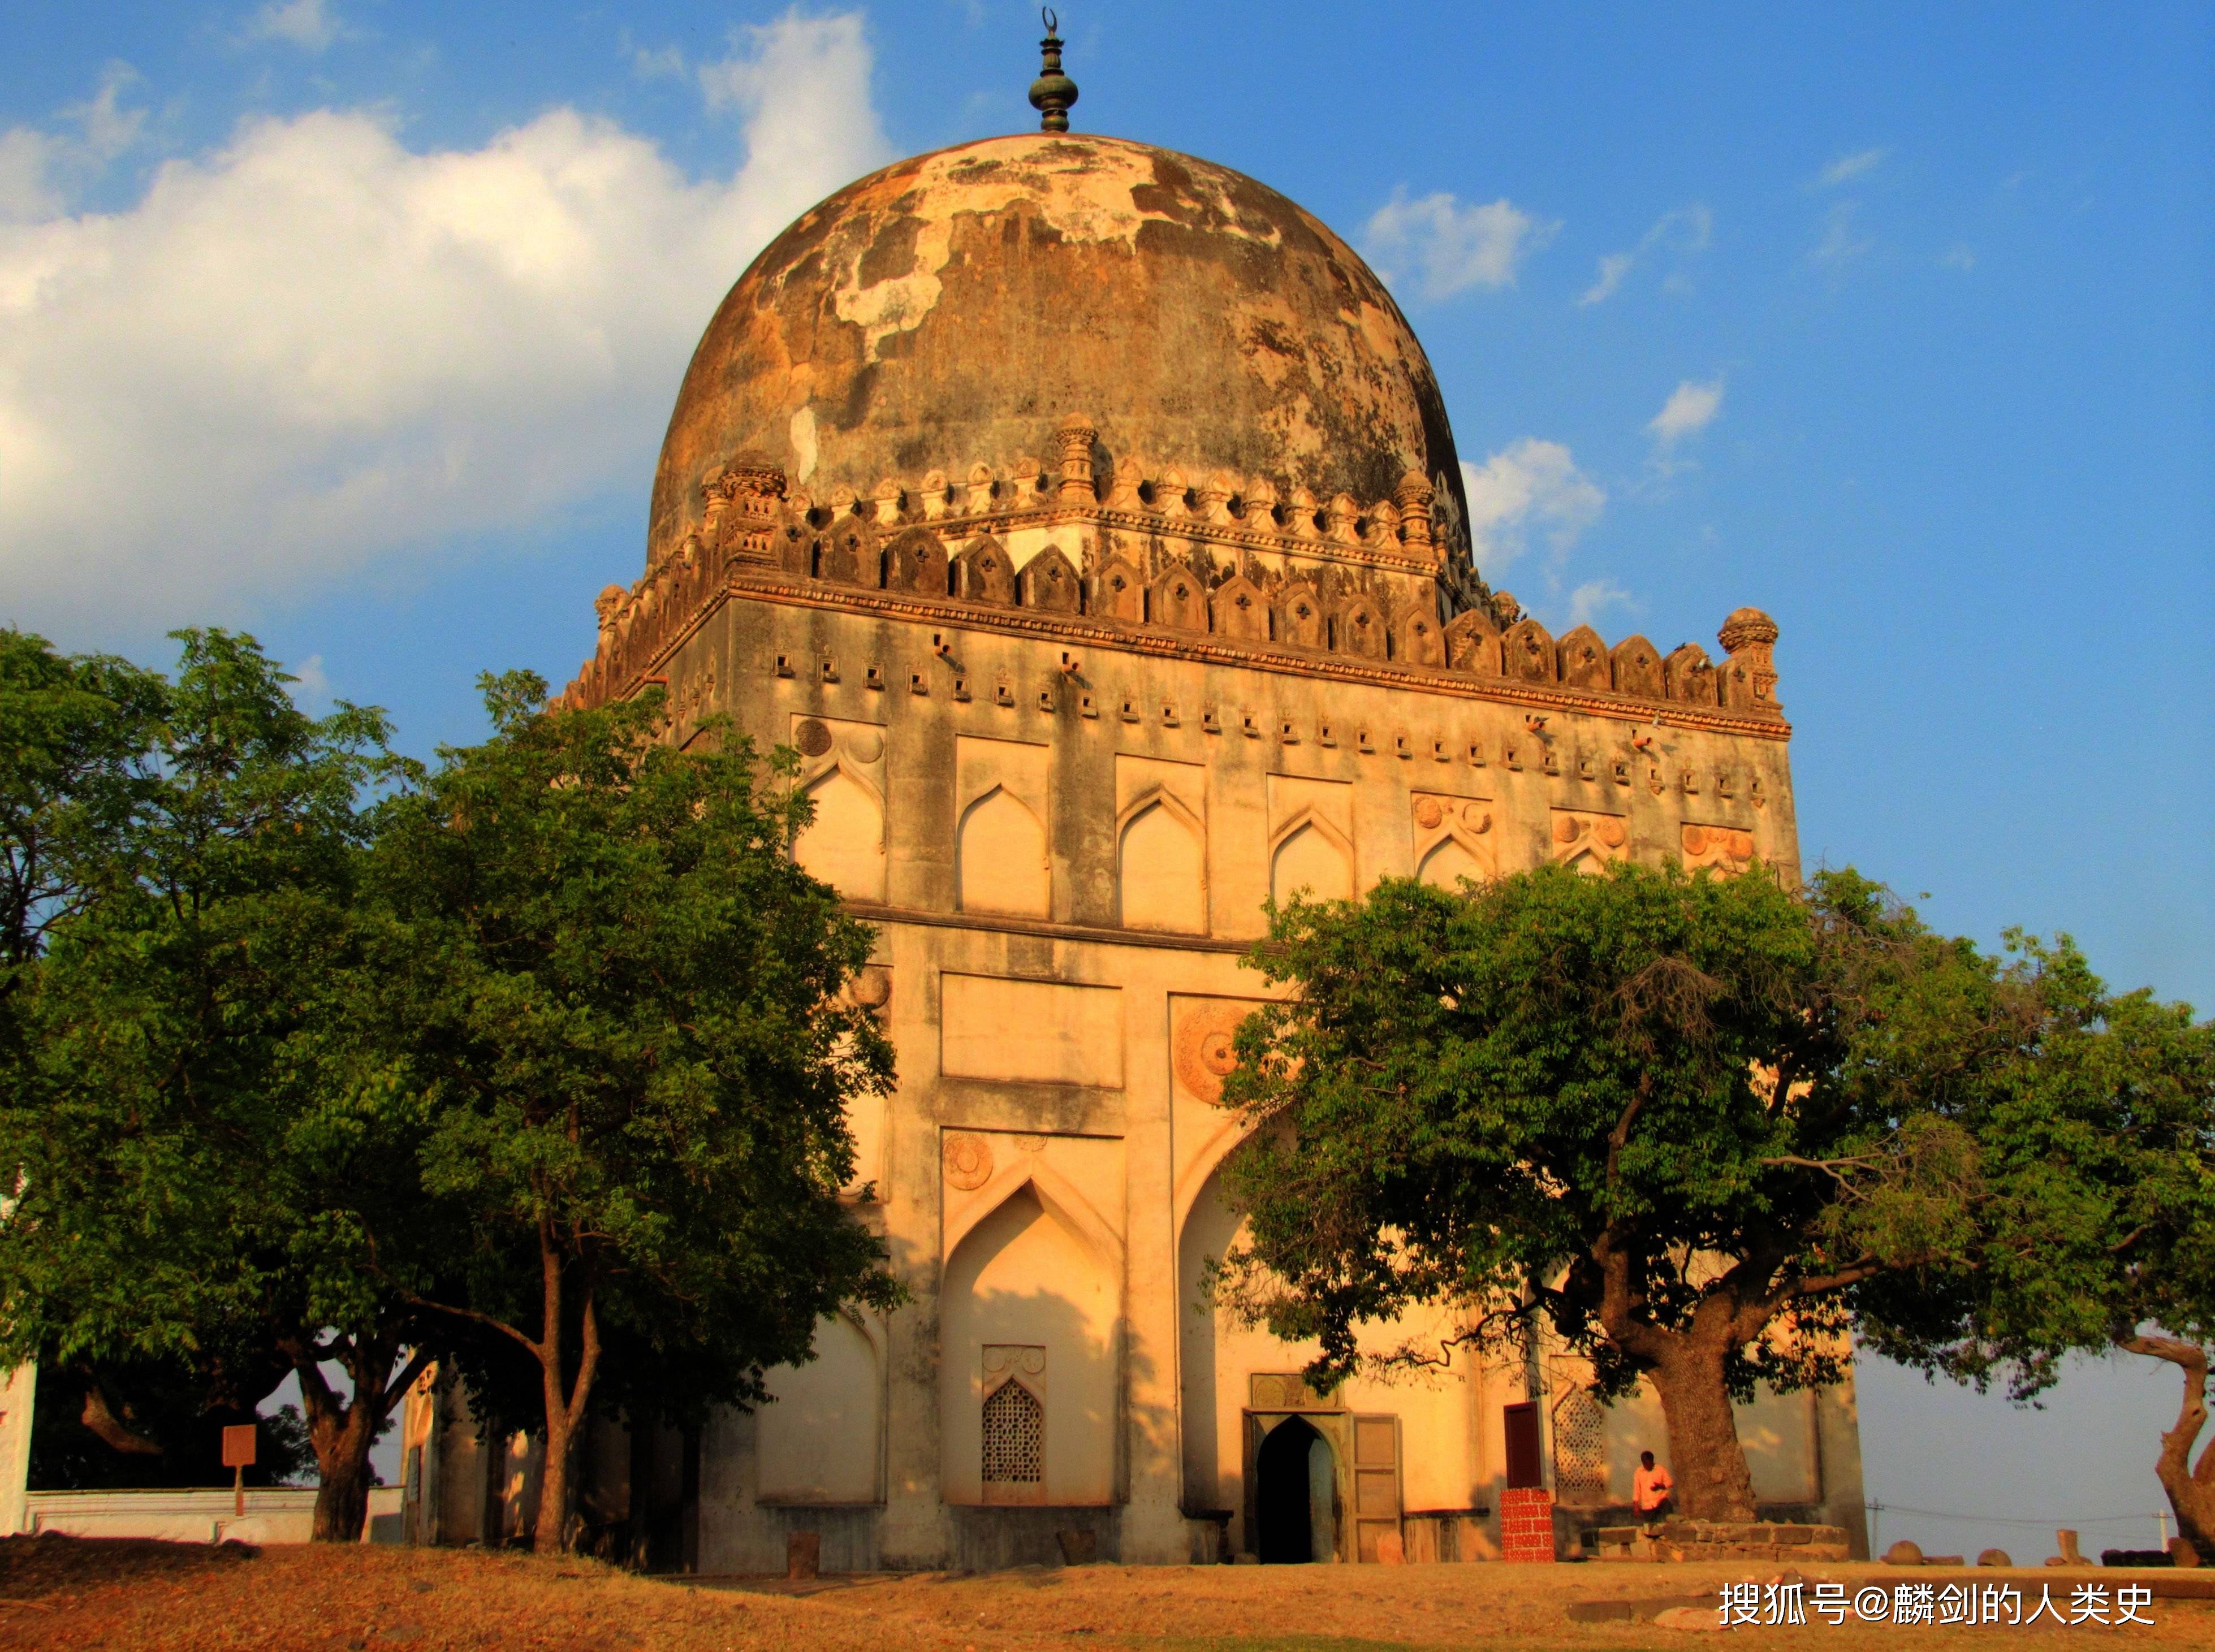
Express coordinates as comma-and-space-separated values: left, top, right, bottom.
981, 1379, 1043, 1492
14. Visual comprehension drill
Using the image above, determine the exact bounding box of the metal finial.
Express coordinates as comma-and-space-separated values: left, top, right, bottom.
1029, 8, 1078, 133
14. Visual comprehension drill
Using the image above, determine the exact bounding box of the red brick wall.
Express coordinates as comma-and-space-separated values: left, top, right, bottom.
1499, 1486, 1556, 1563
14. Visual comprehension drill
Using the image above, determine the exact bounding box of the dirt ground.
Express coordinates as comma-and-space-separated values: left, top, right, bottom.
1, 1536, 2208, 1652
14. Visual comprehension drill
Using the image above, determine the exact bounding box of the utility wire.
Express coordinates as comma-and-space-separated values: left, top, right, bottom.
1868, 1500, 2165, 1529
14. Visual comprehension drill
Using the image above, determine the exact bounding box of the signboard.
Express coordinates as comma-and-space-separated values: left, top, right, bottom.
221, 1424, 257, 1469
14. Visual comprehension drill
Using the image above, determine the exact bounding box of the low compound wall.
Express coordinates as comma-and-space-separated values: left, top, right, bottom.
24, 1487, 404, 1546
1592, 1519, 1851, 1563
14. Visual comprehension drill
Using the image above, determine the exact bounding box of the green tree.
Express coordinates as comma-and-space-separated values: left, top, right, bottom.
1214, 861, 2062, 1522
0, 630, 439, 1539
0, 629, 166, 1046
359, 674, 901, 1551
1854, 940, 2215, 1556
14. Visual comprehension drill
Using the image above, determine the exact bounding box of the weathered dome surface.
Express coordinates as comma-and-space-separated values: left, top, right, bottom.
649, 133, 1467, 569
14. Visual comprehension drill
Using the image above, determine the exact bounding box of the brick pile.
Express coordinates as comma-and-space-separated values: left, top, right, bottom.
1499, 1487, 1556, 1563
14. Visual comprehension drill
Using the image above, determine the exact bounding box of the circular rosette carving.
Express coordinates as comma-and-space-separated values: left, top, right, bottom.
1173, 1002, 1253, 1106
794, 717, 835, 758
1412, 797, 1443, 830
943, 1131, 994, 1191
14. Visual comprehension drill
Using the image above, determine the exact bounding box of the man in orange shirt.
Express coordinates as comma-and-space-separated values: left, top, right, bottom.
1633, 1450, 1675, 1532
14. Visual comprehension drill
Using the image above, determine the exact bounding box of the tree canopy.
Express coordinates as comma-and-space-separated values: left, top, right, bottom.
352, 673, 903, 1551
1853, 937, 2215, 1554
0, 629, 434, 1536
1214, 859, 2162, 1521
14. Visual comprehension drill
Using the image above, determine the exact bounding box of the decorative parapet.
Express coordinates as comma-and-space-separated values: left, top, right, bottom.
563, 445, 1786, 735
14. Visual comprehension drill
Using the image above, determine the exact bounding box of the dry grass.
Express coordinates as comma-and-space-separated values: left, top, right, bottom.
1, 1535, 2207, 1652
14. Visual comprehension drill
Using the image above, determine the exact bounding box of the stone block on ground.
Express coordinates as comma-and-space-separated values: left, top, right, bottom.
785, 1530, 819, 1581
1056, 1529, 1097, 1565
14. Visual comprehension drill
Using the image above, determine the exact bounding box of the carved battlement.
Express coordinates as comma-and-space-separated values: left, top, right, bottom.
565, 444, 1784, 729
672, 416, 1447, 577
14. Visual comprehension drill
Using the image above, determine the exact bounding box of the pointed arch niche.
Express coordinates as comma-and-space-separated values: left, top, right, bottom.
794, 765, 886, 901
956, 736, 1051, 918
1115, 755, 1208, 934
1266, 775, 1354, 908
941, 1156, 1122, 1508
755, 1310, 883, 1504
1270, 814, 1354, 906
1175, 1153, 1482, 1553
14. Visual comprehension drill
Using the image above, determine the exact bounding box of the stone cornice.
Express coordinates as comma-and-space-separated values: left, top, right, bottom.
841, 901, 1255, 955
615, 573, 1795, 742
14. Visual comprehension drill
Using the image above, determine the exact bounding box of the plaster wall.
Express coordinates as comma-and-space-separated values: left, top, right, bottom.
551, 585, 1841, 1573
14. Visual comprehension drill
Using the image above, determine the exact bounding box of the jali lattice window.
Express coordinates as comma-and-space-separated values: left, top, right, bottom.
1551, 1383, 1609, 1505
982, 1379, 1043, 1486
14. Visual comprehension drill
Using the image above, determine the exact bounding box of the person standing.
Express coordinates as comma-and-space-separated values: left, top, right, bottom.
1633, 1450, 1676, 1530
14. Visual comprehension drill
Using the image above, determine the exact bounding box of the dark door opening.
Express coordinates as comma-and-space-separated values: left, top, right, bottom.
1255, 1416, 1325, 1563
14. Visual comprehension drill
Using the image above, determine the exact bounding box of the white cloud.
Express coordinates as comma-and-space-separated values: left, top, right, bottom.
1648, 377, 1725, 447
288, 652, 331, 704
248, 0, 348, 52
1815, 148, 1886, 188
0, 14, 890, 633
628, 41, 688, 81
1811, 200, 1872, 267
1579, 251, 1635, 306
0, 128, 63, 222
1458, 439, 1605, 580
0, 64, 144, 223
1577, 204, 1711, 306
1362, 188, 1557, 301
1568, 579, 1631, 628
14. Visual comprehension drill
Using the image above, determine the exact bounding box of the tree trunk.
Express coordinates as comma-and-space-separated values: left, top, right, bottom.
310, 1424, 376, 1543
2126, 1335, 2215, 1561
1646, 1337, 1759, 1522
297, 1352, 382, 1543
291, 1330, 431, 1543
529, 1234, 600, 1554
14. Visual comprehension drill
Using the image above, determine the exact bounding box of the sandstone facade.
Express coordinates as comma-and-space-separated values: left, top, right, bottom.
416, 131, 1868, 1571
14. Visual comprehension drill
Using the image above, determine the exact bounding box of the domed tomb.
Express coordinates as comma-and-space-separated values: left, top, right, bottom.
649, 133, 1469, 571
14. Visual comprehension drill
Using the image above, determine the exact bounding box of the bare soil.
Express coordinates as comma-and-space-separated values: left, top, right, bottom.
1, 1535, 2207, 1651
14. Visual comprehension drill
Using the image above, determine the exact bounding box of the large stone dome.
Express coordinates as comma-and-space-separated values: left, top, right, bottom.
649, 133, 1468, 569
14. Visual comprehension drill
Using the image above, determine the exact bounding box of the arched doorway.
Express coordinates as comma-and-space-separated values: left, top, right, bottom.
1255, 1416, 1335, 1563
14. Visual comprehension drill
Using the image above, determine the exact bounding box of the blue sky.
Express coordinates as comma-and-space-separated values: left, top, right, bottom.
3, 2, 2210, 1554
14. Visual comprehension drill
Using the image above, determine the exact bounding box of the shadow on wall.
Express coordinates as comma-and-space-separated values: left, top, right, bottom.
940, 1185, 1151, 1511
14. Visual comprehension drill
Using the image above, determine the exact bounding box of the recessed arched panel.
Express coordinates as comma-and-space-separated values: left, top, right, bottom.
757, 1313, 881, 1504
1270, 819, 1353, 906
1417, 836, 1485, 890
1119, 797, 1206, 933
957, 786, 1048, 916
940, 1185, 1117, 1507
793, 767, 885, 901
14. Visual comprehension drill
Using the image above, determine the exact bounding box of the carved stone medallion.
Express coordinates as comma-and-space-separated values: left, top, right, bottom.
1173, 1002, 1251, 1106
943, 1131, 994, 1191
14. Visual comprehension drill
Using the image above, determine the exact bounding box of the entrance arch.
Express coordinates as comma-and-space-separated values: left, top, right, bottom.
1255, 1415, 1336, 1563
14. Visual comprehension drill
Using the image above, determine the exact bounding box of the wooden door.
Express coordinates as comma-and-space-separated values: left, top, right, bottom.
1503, 1400, 1544, 1489
1350, 1413, 1401, 1562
